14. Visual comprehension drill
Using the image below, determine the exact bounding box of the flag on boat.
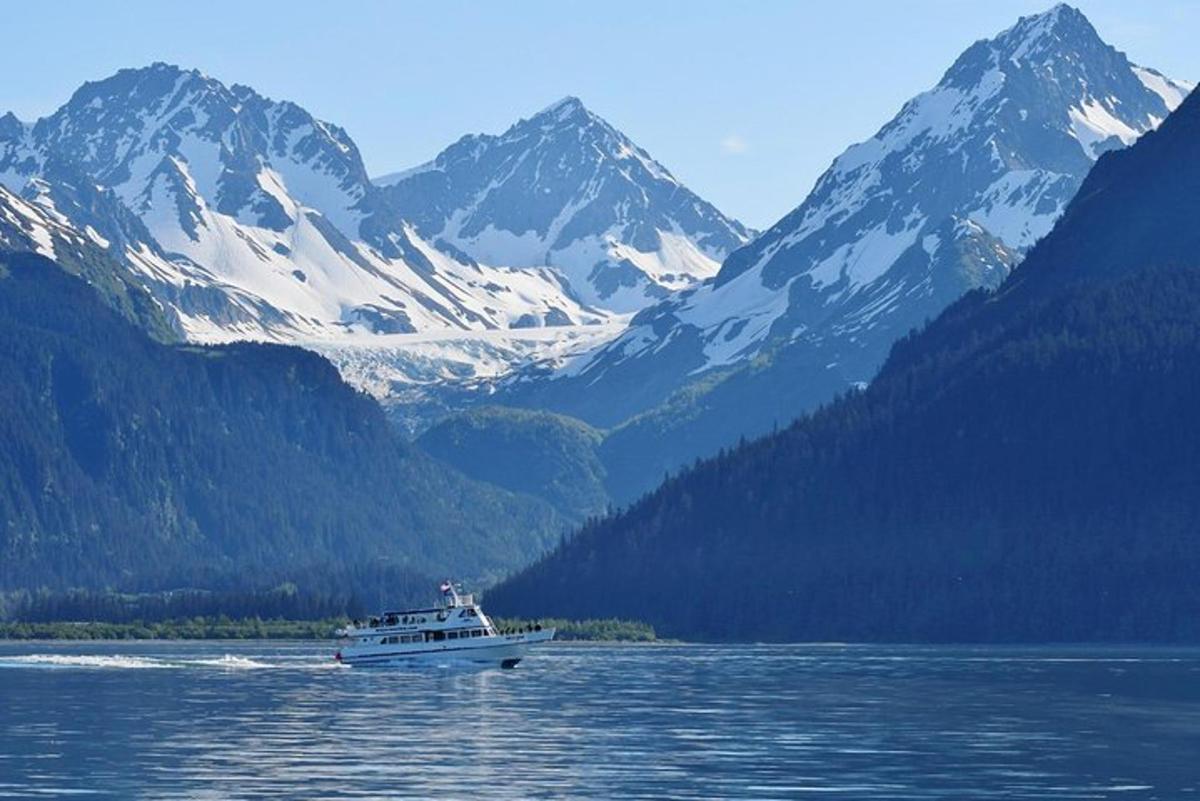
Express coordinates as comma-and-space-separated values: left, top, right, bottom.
440, 580, 453, 594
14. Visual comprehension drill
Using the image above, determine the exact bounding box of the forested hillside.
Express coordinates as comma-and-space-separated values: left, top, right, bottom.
417, 406, 610, 521
487, 90, 1200, 642
0, 252, 563, 594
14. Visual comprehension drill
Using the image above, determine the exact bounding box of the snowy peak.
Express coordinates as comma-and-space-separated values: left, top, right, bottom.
929, 3, 1186, 161
943, 5, 1110, 85
719, 3, 1187, 292
486, 95, 687, 202
28, 62, 374, 238
519, 5, 1191, 433
529, 95, 593, 127
994, 3, 1096, 62
758, 0, 1194, 309
375, 96, 751, 312
3, 63, 616, 365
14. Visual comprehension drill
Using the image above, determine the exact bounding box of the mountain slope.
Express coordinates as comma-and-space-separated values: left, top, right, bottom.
0, 183, 179, 340
497, 5, 1190, 430
2, 71, 750, 407
0, 248, 564, 591
0, 64, 608, 348
417, 406, 609, 522
487, 87, 1200, 642
376, 97, 752, 312
481, 5, 1192, 506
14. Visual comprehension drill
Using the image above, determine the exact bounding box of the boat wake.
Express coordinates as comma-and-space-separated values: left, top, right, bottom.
0, 653, 334, 671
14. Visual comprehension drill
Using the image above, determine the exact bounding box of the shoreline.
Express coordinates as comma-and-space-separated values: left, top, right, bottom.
0, 616, 657, 643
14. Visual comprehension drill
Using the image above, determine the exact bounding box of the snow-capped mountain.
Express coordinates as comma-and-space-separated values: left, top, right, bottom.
504, 4, 1193, 429
1, 67, 752, 404
374, 97, 753, 312
0, 64, 610, 348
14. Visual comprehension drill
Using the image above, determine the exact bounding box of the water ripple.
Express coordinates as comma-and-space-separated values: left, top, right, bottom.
0, 642, 1198, 799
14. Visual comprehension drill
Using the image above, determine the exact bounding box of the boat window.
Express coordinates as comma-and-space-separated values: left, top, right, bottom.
471, 629, 481, 637
432, 631, 445, 641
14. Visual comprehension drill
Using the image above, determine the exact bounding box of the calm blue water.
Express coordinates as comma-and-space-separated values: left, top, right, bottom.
0, 642, 1198, 799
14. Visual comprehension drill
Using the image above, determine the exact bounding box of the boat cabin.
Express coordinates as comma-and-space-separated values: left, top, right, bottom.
339, 584, 510, 648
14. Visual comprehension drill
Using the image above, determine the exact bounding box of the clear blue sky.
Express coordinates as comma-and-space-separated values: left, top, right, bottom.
2, 1, 1195, 229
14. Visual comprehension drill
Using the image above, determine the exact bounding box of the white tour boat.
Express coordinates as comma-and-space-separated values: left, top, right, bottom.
333, 581, 554, 668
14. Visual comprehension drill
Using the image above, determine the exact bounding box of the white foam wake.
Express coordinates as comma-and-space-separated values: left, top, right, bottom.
0, 654, 171, 670
0, 653, 278, 671
187, 655, 273, 670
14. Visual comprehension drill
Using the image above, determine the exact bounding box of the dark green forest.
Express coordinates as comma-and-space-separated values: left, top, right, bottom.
0, 253, 564, 599
487, 91, 1200, 642
417, 406, 610, 521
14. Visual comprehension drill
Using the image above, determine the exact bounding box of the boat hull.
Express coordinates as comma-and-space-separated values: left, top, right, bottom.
336, 629, 555, 668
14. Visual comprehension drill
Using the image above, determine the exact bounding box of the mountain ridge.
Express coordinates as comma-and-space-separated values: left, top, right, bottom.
533, 4, 1191, 411
487, 87, 1200, 642
1, 66, 749, 404
373, 94, 752, 312
479, 4, 1192, 505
